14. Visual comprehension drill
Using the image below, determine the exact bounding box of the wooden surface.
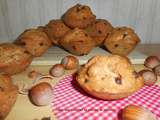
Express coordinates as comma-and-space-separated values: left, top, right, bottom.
32, 46, 147, 65
0, 0, 160, 43
5, 65, 160, 120
32, 44, 160, 65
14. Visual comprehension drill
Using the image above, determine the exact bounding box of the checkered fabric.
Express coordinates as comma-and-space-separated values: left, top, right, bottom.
52, 74, 160, 120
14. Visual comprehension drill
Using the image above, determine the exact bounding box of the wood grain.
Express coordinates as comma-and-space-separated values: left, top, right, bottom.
0, 0, 160, 43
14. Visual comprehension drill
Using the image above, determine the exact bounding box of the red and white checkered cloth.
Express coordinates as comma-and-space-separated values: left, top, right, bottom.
52, 74, 160, 120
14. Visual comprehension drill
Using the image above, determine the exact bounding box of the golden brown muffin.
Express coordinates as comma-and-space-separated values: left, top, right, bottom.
44, 19, 71, 45
59, 28, 95, 56
85, 19, 113, 46
0, 73, 18, 119
77, 55, 144, 100
63, 4, 96, 29
15, 28, 52, 57
104, 27, 140, 55
0, 43, 33, 75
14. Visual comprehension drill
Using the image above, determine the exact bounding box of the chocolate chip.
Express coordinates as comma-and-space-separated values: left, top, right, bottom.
95, 21, 99, 24
98, 30, 102, 34
102, 77, 105, 80
133, 71, 139, 79
0, 86, 4, 92
77, 5, 83, 12
72, 46, 77, 50
115, 75, 122, 85
20, 42, 26, 46
83, 17, 87, 20
114, 44, 119, 47
24, 50, 30, 54
123, 32, 128, 39
117, 28, 121, 30
76, 8, 80, 12
103, 22, 107, 25
39, 43, 44, 46
84, 33, 88, 37
84, 79, 89, 83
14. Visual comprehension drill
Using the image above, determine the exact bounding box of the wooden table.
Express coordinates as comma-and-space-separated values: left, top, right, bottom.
5, 44, 160, 120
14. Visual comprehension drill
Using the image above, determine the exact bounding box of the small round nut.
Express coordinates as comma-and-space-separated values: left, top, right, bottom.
122, 105, 157, 120
61, 56, 79, 70
144, 56, 160, 69
139, 69, 157, 86
29, 82, 53, 106
49, 64, 65, 77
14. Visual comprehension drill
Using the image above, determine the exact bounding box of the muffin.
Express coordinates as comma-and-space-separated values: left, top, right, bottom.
15, 28, 52, 57
0, 73, 18, 119
45, 19, 71, 45
77, 55, 144, 100
0, 43, 33, 75
63, 4, 96, 29
104, 27, 140, 55
85, 19, 113, 46
59, 28, 95, 56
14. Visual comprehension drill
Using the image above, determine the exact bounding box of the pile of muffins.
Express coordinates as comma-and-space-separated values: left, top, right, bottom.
15, 3, 140, 56
0, 4, 141, 75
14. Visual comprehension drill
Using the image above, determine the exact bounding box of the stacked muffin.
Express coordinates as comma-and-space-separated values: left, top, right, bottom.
42, 4, 140, 56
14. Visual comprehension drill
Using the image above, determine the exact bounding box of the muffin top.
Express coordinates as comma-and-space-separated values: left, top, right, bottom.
0, 43, 32, 67
77, 55, 144, 100
63, 4, 96, 28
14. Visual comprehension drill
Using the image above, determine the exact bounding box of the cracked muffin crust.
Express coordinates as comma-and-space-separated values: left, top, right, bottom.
76, 55, 144, 100
59, 28, 95, 56
63, 4, 96, 29
0, 43, 33, 75
85, 19, 113, 46
15, 28, 52, 57
104, 27, 140, 55
45, 19, 71, 45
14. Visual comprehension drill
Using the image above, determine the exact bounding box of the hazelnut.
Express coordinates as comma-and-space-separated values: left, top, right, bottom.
122, 105, 157, 120
144, 56, 160, 69
49, 64, 65, 77
29, 82, 53, 106
139, 70, 157, 86
61, 56, 79, 70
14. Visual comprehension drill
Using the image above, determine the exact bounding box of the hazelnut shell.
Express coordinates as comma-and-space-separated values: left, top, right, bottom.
29, 82, 53, 106
61, 56, 79, 70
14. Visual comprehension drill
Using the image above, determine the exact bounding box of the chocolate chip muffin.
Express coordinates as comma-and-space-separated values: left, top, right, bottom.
104, 27, 140, 55
0, 73, 18, 119
63, 4, 96, 29
0, 43, 33, 75
77, 55, 144, 100
59, 28, 95, 56
85, 19, 113, 46
15, 28, 52, 57
45, 19, 71, 45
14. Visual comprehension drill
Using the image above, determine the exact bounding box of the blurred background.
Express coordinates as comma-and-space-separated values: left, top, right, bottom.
0, 0, 159, 43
